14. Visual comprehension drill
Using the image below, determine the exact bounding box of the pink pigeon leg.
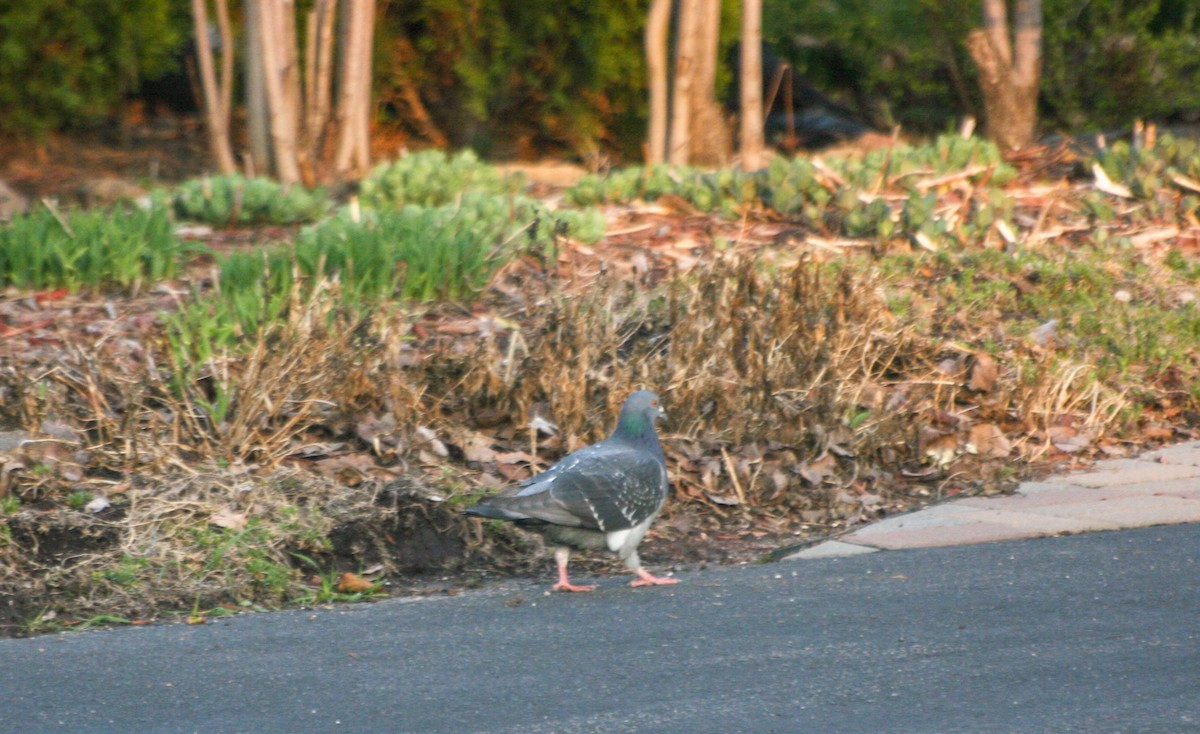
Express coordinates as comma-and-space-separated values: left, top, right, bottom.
630, 568, 678, 587
551, 546, 596, 592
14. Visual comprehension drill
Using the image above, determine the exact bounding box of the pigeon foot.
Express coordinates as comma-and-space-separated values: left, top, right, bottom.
630, 570, 677, 587
552, 581, 597, 593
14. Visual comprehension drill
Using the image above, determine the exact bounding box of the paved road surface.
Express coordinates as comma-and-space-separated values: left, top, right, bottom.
2, 523, 1198, 733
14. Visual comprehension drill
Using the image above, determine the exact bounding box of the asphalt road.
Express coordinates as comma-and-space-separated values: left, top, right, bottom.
2, 524, 1198, 734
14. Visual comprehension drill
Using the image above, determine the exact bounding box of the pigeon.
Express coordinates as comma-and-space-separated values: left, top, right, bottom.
464, 390, 677, 592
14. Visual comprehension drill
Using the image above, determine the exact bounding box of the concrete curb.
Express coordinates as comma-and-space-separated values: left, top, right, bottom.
783, 440, 1200, 560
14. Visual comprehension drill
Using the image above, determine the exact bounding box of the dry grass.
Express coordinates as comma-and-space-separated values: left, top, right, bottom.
0, 468, 486, 633
0, 242, 1191, 632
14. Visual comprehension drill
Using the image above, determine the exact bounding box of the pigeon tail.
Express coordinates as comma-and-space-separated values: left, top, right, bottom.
462, 504, 527, 522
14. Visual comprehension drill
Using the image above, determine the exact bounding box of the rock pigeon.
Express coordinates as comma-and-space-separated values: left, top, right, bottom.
464, 390, 677, 592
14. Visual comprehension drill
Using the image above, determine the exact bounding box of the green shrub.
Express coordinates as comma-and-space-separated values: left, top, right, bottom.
567, 164, 759, 216
377, 0, 651, 155
0, 204, 187, 292
172, 175, 332, 226
763, 0, 1199, 136
359, 150, 527, 210
1092, 133, 1200, 200
0, 0, 187, 136
1042, 0, 1200, 130
567, 134, 1015, 245
763, 0, 980, 133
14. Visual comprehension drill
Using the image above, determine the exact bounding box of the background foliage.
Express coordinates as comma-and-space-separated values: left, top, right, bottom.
764, 0, 1200, 135
0, 0, 1197, 149
0, 0, 187, 136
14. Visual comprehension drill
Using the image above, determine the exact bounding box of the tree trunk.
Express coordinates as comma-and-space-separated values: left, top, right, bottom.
259, 0, 302, 183
354, 1, 375, 171
688, 0, 729, 165
645, 0, 671, 164
966, 0, 1042, 151
739, 0, 764, 169
191, 0, 237, 173
244, 0, 271, 175
304, 0, 338, 165
668, 0, 700, 166
334, 0, 375, 176
279, 0, 306, 178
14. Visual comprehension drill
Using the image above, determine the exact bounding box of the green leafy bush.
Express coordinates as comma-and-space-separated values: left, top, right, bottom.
172, 175, 333, 226
567, 164, 760, 216
1042, 0, 1200, 130
567, 134, 1016, 245
359, 150, 526, 210
763, 0, 1199, 136
0, 0, 187, 136
377, 0, 649, 154
1092, 134, 1200, 200
762, 0, 980, 133
0, 204, 186, 292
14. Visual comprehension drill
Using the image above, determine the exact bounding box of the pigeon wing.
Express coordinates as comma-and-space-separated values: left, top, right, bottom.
485, 442, 667, 532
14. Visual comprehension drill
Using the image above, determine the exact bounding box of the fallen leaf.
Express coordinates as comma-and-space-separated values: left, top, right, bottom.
1170, 172, 1200, 194
414, 425, 447, 457
1092, 163, 1133, 198
84, 495, 111, 513
418, 449, 444, 465
337, 572, 374, 594
34, 288, 70, 304
771, 471, 789, 492
312, 453, 376, 483
923, 432, 958, 466
494, 450, 542, 467
1142, 425, 1175, 440
496, 462, 530, 481
966, 423, 1012, 458
456, 431, 498, 464
913, 231, 938, 252
1047, 425, 1091, 453
967, 352, 999, 392
795, 453, 837, 486
1030, 319, 1059, 347
528, 416, 558, 436
209, 507, 248, 531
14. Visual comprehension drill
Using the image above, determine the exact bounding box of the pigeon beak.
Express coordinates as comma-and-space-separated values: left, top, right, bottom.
656, 405, 667, 422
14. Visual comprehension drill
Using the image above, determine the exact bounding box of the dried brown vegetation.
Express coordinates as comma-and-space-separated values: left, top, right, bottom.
4, 133, 1200, 633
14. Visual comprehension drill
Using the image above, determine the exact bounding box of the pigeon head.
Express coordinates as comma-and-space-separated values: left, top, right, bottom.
614, 390, 666, 442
